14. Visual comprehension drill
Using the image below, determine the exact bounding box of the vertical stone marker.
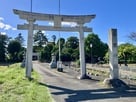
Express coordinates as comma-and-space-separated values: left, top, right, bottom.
109, 29, 119, 79
104, 28, 128, 89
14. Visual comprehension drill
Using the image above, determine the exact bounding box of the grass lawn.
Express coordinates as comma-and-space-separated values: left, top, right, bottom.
0, 63, 53, 102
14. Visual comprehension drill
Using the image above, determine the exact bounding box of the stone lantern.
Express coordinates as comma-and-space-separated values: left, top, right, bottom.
49, 53, 57, 68
21, 51, 26, 68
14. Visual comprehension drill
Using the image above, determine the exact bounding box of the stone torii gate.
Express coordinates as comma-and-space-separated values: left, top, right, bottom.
13, 9, 96, 79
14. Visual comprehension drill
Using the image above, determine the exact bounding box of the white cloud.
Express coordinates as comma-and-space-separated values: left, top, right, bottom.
45, 32, 49, 36
62, 22, 78, 27
42, 30, 45, 34
0, 32, 6, 35
0, 17, 16, 30
4, 24, 16, 30
4, 25, 12, 30
0, 22, 5, 28
48, 22, 54, 26
48, 21, 78, 27
118, 41, 125, 45
0, 17, 4, 21
12, 28, 17, 30
41, 30, 49, 36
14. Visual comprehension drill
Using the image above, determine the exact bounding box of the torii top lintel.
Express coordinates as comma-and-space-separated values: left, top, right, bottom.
13, 9, 96, 24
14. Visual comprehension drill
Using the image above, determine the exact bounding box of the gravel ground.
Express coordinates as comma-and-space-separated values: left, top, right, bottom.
33, 61, 136, 102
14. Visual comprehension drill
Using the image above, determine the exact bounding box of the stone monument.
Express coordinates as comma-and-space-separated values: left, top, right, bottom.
104, 29, 128, 89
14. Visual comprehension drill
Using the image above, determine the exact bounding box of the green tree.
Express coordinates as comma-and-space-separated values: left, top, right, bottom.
61, 52, 71, 61
85, 33, 108, 63
57, 37, 65, 48
40, 43, 54, 62
63, 36, 79, 61
61, 48, 72, 61
72, 48, 79, 60
104, 52, 109, 63
55, 36, 79, 62
7, 40, 21, 62
61, 47, 79, 61
33, 30, 48, 47
51, 35, 56, 44
52, 44, 59, 54
65, 36, 79, 49
128, 32, 136, 42
0, 33, 8, 62
15, 33, 24, 46
118, 43, 136, 64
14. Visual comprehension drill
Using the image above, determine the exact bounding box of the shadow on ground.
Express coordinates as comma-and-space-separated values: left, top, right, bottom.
39, 82, 136, 102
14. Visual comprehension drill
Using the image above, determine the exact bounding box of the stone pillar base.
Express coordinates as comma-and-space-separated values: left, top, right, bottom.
57, 61, 63, 72
57, 68, 63, 72
103, 78, 129, 89
49, 62, 57, 68
77, 74, 91, 79
21, 60, 25, 68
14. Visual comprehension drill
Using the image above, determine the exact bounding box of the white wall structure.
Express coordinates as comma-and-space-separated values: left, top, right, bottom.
13, 9, 96, 79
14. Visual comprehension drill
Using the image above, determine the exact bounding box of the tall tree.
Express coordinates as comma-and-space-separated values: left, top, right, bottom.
118, 43, 136, 64
65, 36, 79, 49
57, 37, 65, 49
64, 36, 79, 61
0, 33, 8, 62
40, 43, 54, 62
51, 35, 56, 44
128, 32, 136, 42
7, 40, 21, 62
85, 33, 108, 63
33, 30, 48, 47
15, 33, 24, 46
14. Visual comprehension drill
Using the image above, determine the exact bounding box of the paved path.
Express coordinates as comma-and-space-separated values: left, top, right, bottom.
33, 62, 136, 102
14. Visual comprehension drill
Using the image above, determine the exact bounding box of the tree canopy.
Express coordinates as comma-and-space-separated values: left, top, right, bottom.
118, 43, 136, 64
85, 33, 108, 63
15, 33, 24, 46
7, 40, 21, 62
2, 30, 136, 65
33, 30, 48, 47
65, 36, 79, 49
0, 33, 8, 62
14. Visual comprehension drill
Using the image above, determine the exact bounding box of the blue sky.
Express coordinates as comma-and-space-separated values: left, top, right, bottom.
0, 0, 136, 45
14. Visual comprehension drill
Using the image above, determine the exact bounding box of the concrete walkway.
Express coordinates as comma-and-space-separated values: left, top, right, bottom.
33, 61, 136, 102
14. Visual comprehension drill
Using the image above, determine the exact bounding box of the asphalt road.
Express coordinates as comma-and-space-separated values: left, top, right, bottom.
33, 61, 136, 102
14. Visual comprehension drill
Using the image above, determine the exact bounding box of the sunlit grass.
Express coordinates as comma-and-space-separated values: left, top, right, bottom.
0, 63, 53, 102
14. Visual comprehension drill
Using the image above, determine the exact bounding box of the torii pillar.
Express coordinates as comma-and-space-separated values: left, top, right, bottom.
78, 24, 86, 79
25, 18, 35, 78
